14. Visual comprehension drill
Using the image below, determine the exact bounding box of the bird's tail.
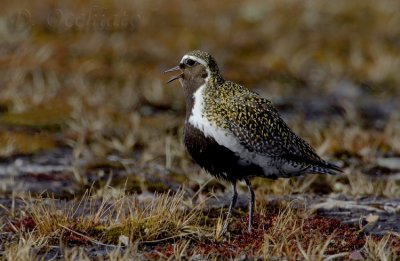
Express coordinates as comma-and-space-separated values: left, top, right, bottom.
310, 161, 343, 175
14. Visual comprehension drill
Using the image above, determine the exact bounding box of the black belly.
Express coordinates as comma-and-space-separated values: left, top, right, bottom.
183, 123, 264, 182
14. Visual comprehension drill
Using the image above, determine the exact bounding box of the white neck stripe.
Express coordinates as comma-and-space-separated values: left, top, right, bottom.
180, 55, 207, 67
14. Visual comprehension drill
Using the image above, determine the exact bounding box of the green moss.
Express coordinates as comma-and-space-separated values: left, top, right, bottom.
91, 225, 107, 234
103, 225, 130, 243
126, 180, 143, 194
109, 175, 143, 194
102, 220, 145, 243
144, 180, 170, 193
0, 104, 70, 130
168, 172, 189, 184
85, 161, 126, 171
0, 130, 56, 156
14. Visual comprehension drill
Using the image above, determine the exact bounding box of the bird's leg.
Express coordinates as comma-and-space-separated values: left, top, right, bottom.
222, 181, 237, 234
244, 177, 255, 232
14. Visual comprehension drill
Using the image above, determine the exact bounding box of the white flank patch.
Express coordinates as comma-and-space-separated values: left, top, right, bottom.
188, 84, 295, 177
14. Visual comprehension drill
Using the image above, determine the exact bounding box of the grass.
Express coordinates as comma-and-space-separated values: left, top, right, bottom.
3, 190, 399, 260
24, 189, 202, 243
1, 0, 400, 259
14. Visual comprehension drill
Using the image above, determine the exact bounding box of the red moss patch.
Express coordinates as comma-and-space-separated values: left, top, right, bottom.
390, 236, 400, 254
194, 214, 271, 258
146, 244, 175, 259
5, 216, 37, 232
300, 215, 365, 254
193, 212, 366, 258
63, 231, 91, 246
28, 172, 70, 181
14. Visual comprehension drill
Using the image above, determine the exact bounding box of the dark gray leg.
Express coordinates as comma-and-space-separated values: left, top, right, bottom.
222, 181, 237, 234
244, 177, 255, 232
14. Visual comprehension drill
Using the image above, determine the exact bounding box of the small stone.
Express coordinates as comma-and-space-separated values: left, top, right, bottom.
349, 250, 363, 260
366, 214, 379, 223
119, 235, 129, 246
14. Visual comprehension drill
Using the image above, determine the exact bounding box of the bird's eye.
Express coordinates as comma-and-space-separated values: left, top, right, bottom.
185, 59, 196, 66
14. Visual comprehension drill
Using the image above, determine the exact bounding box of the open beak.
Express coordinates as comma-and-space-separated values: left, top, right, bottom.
164, 66, 183, 84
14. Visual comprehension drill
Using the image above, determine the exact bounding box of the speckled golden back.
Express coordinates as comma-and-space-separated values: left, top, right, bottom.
203, 77, 322, 164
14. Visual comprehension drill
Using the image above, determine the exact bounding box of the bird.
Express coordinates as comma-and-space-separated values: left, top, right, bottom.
165, 50, 342, 233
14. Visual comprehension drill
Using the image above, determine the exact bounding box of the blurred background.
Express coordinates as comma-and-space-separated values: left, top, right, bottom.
1, 1, 400, 258
0, 0, 400, 198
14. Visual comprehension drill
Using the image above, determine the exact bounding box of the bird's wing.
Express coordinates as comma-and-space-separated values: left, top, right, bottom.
218, 84, 338, 173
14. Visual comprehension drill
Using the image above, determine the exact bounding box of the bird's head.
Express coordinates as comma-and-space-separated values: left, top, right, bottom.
165, 50, 221, 88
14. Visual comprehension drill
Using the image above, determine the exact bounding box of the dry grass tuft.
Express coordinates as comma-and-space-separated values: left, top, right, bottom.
363, 234, 400, 260
24, 189, 202, 244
